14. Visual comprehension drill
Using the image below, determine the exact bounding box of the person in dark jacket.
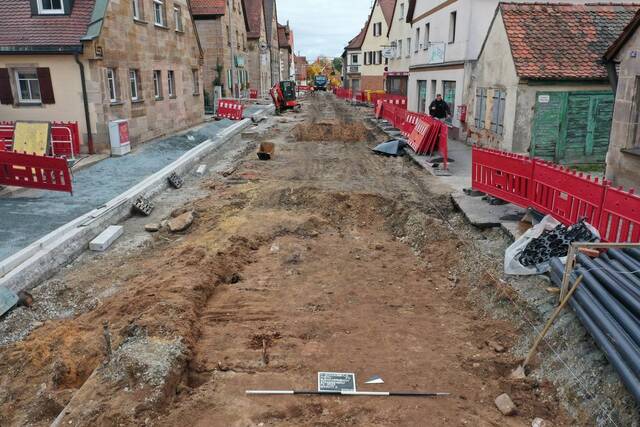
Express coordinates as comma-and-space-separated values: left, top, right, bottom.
428, 94, 451, 119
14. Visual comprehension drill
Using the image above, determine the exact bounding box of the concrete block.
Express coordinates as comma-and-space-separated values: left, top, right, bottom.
196, 164, 207, 175
89, 226, 124, 252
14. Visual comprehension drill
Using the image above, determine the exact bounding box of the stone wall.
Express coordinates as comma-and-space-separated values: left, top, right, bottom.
607, 29, 640, 188
89, 0, 204, 151
196, 1, 249, 100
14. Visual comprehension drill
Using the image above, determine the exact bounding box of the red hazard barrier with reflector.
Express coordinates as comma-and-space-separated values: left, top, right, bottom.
375, 100, 384, 119
383, 95, 407, 109
216, 99, 244, 120
0, 150, 72, 193
471, 145, 640, 243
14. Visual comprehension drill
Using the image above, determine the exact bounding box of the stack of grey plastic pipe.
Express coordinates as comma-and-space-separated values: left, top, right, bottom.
550, 248, 640, 403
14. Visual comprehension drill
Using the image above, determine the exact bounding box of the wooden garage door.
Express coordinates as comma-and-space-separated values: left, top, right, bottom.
531, 91, 614, 164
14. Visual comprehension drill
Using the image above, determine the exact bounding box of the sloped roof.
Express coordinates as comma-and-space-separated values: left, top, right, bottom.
264, 0, 277, 41
380, 0, 396, 26
346, 26, 367, 50
243, 0, 264, 39
278, 23, 291, 50
191, 0, 225, 16
0, 0, 95, 52
604, 8, 640, 61
500, 2, 639, 80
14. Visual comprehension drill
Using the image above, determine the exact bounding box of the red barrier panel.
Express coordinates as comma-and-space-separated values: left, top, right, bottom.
375, 100, 384, 119
249, 89, 258, 99
472, 146, 534, 208
400, 111, 422, 138
471, 146, 640, 243
381, 103, 397, 125
216, 99, 244, 120
0, 150, 72, 193
383, 95, 407, 109
530, 161, 605, 226
598, 186, 640, 243
0, 121, 81, 157
298, 85, 311, 92
370, 92, 385, 107
51, 122, 80, 158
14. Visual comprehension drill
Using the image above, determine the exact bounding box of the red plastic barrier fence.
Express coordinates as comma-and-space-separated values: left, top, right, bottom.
530, 160, 605, 226
472, 147, 534, 208
216, 99, 244, 120
598, 186, 640, 243
335, 88, 352, 99
375, 100, 384, 119
0, 150, 72, 193
370, 92, 385, 107
400, 111, 421, 138
383, 95, 407, 109
249, 89, 258, 99
298, 85, 311, 92
471, 146, 640, 243
0, 121, 80, 157
51, 121, 80, 158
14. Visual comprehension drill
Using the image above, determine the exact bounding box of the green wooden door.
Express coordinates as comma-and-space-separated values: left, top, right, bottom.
531, 92, 566, 160
532, 91, 614, 164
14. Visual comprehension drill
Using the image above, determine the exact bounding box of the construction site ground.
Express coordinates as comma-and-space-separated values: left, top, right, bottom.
1, 93, 618, 426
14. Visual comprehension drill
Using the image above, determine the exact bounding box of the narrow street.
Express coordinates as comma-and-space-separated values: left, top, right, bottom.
0, 94, 571, 426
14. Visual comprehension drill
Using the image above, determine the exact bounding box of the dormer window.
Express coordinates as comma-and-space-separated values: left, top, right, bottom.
38, 0, 64, 14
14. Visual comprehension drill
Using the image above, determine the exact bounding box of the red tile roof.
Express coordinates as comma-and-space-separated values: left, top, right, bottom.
191, 0, 226, 16
347, 26, 367, 49
500, 2, 640, 80
604, 8, 640, 60
277, 24, 289, 48
379, 0, 396, 27
243, 0, 264, 39
0, 0, 95, 50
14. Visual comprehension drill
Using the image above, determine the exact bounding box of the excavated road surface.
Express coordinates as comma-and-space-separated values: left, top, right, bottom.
0, 93, 572, 426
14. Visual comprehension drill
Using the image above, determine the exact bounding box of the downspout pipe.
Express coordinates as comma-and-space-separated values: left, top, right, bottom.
74, 53, 94, 155
605, 61, 619, 93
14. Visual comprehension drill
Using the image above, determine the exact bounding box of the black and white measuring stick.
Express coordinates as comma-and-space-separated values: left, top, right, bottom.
246, 390, 450, 397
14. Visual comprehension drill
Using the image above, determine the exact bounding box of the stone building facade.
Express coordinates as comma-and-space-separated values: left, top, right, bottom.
244, 0, 272, 97
0, 0, 204, 153
193, 0, 250, 100
263, 0, 280, 86
604, 10, 640, 188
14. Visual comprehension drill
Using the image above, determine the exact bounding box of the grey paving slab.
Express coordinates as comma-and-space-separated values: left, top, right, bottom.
0, 110, 263, 262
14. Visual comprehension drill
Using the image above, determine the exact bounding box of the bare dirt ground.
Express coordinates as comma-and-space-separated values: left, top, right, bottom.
0, 93, 574, 426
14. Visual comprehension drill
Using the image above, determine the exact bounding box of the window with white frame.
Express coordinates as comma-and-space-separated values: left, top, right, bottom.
153, 70, 162, 99
174, 5, 183, 31
129, 69, 141, 101
106, 68, 119, 102
132, 0, 141, 20
192, 69, 199, 95
351, 54, 358, 64
167, 70, 175, 97
399, 3, 404, 20
15, 70, 41, 103
415, 28, 420, 51
153, 0, 166, 26
373, 22, 382, 37
424, 23, 430, 49
37, 0, 64, 14
397, 40, 403, 59
406, 38, 411, 57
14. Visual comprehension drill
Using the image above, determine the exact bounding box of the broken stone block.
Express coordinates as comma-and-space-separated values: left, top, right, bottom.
487, 340, 506, 353
144, 223, 161, 232
495, 393, 517, 416
532, 418, 551, 427
168, 211, 194, 232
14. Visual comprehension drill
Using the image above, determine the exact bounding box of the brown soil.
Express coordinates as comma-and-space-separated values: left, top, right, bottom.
0, 94, 573, 426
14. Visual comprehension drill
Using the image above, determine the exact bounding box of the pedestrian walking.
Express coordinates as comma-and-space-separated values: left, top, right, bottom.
428, 94, 451, 120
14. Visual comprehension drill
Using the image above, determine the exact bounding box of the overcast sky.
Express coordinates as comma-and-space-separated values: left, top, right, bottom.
277, 0, 374, 60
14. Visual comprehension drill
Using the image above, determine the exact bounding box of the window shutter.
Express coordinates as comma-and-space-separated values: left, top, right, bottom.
37, 68, 55, 104
0, 68, 13, 105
